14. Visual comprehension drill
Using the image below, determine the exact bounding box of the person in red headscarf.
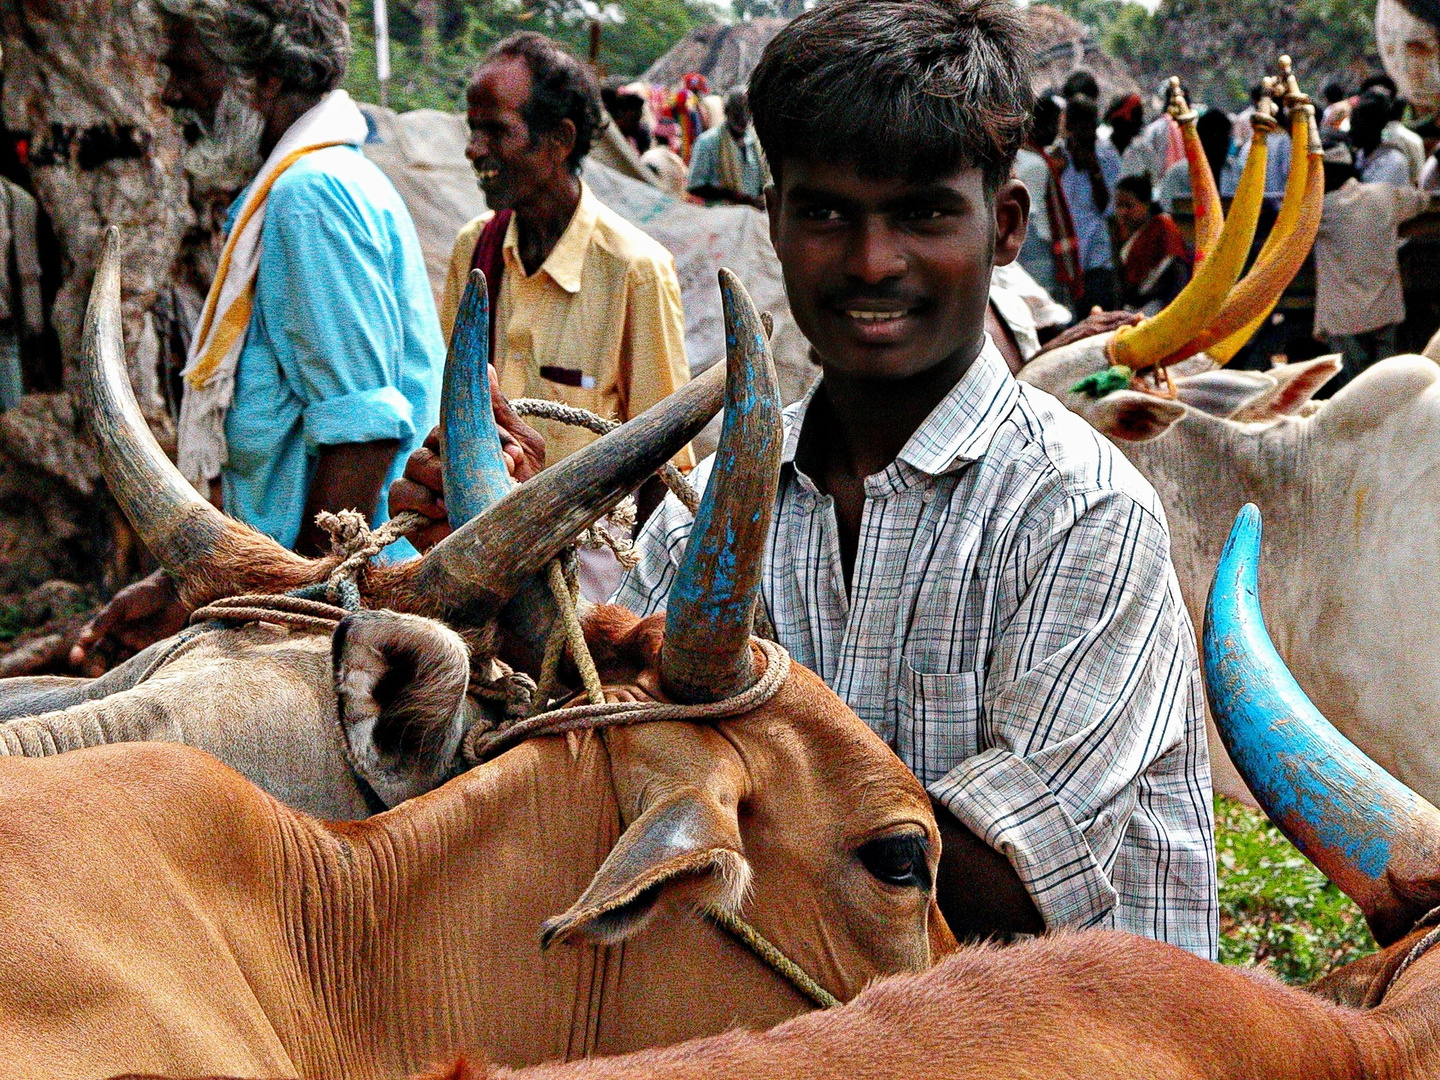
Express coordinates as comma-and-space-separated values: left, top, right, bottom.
1113, 173, 1191, 314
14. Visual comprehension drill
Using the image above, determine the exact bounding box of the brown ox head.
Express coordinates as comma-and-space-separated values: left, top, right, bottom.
508, 266, 950, 997
1206, 504, 1440, 1005
20, 256, 947, 1077
1020, 62, 1326, 443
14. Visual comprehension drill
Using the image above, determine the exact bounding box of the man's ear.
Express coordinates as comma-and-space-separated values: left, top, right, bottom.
541, 782, 750, 948
1082, 389, 1187, 441
992, 177, 1029, 268
333, 610, 473, 808
543, 116, 578, 172
765, 184, 781, 250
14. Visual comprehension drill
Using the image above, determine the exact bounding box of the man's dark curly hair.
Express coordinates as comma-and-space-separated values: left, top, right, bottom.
486, 32, 606, 173
748, 0, 1032, 193
157, 0, 350, 96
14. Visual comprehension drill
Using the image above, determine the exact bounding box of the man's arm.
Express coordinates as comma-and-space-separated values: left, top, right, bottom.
294, 439, 400, 556
928, 490, 1212, 943
931, 795, 1044, 938
618, 259, 695, 520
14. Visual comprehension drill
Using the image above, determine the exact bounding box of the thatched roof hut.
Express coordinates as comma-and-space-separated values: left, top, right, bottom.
642, 19, 787, 91
644, 7, 1141, 104
1025, 5, 1142, 103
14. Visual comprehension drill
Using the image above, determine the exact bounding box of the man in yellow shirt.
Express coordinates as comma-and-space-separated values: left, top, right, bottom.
436, 32, 692, 479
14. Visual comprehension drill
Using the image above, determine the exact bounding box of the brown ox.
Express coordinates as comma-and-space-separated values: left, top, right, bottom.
0, 257, 951, 1079
0, 239, 726, 817
383, 508, 1440, 1080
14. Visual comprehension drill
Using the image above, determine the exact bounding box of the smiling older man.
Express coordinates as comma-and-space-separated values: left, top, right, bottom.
72, 0, 442, 667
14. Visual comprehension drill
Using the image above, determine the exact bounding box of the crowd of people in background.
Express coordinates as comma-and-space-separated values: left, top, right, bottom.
1012, 68, 1438, 387
601, 73, 768, 207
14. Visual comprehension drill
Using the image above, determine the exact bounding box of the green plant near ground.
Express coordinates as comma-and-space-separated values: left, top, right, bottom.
1215, 795, 1375, 984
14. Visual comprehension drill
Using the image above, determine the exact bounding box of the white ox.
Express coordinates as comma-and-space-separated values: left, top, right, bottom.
1007, 66, 1440, 799
1022, 336, 1440, 802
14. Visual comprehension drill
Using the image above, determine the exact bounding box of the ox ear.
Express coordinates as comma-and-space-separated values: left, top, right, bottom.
541, 784, 749, 948
333, 611, 473, 808
1172, 369, 1275, 417
1082, 389, 1187, 442
1230, 355, 1342, 422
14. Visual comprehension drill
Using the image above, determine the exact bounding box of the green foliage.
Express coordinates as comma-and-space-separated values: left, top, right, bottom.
732, 0, 807, 17
1216, 796, 1375, 984
1048, 0, 1377, 109
345, 0, 717, 113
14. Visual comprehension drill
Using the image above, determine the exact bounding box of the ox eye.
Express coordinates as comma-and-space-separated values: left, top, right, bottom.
858, 834, 931, 891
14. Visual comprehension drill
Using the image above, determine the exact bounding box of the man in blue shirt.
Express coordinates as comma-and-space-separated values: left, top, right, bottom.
72, 0, 442, 667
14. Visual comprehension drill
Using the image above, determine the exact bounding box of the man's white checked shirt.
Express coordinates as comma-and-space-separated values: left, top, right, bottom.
614, 340, 1218, 957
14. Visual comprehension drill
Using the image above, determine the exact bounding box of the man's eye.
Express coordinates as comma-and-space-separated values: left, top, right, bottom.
800, 208, 844, 223
902, 209, 948, 222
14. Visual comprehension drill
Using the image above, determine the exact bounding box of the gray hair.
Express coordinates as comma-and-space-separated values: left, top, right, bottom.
156, 0, 351, 96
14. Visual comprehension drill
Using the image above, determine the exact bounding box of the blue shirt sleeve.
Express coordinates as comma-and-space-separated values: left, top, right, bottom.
255, 172, 416, 452
687, 130, 721, 191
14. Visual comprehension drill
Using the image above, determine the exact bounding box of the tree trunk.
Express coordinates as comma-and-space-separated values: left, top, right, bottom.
0, 0, 233, 611
416, 0, 439, 67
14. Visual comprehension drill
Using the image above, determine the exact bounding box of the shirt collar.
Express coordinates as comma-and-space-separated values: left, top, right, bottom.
781, 337, 1020, 482
503, 179, 599, 294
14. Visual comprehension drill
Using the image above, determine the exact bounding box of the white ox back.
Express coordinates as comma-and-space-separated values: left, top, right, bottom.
1022, 347, 1440, 802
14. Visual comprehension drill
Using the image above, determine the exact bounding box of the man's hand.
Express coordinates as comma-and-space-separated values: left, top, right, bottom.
68, 570, 190, 673
1034, 308, 1143, 358
388, 365, 546, 553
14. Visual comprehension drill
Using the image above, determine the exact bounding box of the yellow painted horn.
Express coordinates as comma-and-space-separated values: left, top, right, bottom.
1171, 78, 1224, 264
1108, 93, 1277, 371
1207, 59, 1324, 365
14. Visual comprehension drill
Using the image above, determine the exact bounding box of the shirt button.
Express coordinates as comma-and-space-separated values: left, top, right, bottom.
921, 488, 936, 504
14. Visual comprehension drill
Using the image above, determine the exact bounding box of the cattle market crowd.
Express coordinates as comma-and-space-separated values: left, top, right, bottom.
4, 0, 1440, 1076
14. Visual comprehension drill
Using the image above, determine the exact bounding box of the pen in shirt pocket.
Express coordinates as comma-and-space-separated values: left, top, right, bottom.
540, 365, 596, 390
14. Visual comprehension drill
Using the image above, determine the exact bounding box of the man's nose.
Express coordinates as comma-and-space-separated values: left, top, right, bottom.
844, 218, 907, 284
466, 132, 489, 163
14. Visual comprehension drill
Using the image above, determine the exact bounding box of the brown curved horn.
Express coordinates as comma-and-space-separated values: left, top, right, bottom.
400, 344, 726, 626
80, 228, 315, 604
659, 270, 782, 704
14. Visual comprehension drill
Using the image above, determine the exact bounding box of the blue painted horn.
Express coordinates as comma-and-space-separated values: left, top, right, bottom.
1204, 504, 1440, 944
439, 270, 512, 526
660, 270, 782, 704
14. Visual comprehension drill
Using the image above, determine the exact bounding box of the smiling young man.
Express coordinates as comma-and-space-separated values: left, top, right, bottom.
424, 33, 691, 568
613, 0, 1217, 955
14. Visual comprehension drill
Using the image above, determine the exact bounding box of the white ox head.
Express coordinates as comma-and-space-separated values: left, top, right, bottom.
1020, 63, 1326, 440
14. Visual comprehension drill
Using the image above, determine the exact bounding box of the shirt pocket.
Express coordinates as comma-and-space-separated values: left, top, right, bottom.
895, 659, 984, 787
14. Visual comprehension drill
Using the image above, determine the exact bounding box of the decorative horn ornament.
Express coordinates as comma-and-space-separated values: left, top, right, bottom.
1206, 59, 1325, 365
1204, 504, 1440, 944
405, 343, 725, 626
659, 269, 782, 704
1107, 89, 1276, 372
1170, 77, 1224, 265
439, 270, 512, 525
80, 228, 320, 605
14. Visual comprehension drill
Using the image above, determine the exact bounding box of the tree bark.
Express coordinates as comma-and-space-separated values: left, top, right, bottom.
416, 0, 439, 67
0, 0, 233, 605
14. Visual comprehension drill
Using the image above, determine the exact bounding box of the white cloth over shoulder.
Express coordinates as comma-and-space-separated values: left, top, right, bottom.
177, 90, 368, 487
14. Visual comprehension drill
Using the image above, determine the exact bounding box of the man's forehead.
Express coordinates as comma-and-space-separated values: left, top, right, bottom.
779, 158, 984, 203
468, 58, 531, 111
